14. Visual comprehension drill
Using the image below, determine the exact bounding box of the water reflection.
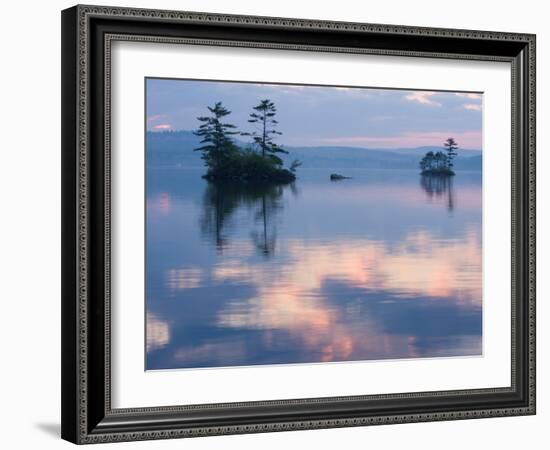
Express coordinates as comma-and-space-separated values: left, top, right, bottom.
146, 168, 482, 370
420, 174, 455, 212
146, 312, 170, 352
212, 233, 481, 365
200, 181, 293, 257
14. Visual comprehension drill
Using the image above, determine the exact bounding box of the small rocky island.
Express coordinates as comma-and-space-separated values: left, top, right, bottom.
419, 137, 459, 176
194, 100, 300, 184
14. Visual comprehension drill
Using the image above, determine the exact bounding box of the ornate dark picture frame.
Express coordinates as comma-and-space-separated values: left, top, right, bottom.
61, 4, 536, 444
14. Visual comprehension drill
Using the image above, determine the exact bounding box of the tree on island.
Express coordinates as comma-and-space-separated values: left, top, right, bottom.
419, 138, 458, 176
193, 100, 297, 183
242, 99, 288, 166
444, 137, 459, 170
193, 102, 239, 171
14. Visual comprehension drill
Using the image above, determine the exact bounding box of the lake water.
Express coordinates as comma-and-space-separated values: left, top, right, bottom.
146, 167, 482, 370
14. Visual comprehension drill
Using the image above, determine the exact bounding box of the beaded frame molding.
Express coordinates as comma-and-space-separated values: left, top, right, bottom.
61, 4, 536, 444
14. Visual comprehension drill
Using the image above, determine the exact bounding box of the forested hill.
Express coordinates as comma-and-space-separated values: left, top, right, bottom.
146, 130, 482, 171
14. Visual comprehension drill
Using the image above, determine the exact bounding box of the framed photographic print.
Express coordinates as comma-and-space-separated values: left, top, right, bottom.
61, 4, 536, 444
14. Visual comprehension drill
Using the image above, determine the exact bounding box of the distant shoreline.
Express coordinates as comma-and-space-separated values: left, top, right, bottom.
147, 131, 482, 172
146, 130, 482, 154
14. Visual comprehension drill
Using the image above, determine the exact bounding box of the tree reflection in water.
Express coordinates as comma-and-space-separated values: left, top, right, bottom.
420, 174, 455, 212
200, 181, 294, 257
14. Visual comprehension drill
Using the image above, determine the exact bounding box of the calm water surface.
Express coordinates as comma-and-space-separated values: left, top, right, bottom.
146, 168, 482, 370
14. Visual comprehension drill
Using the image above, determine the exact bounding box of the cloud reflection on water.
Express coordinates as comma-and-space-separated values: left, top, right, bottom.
210, 230, 481, 365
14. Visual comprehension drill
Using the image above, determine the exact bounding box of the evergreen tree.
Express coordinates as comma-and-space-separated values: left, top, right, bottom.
444, 137, 459, 169
420, 151, 435, 172
194, 102, 239, 170
433, 151, 448, 169
242, 99, 288, 165
419, 154, 429, 171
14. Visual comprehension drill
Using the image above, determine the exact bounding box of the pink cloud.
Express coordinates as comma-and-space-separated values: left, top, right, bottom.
403, 92, 441, 106
152, 124, 172, 130
455, 93, 482, 100
314, 130, 482, 149
464, 103, 482, 111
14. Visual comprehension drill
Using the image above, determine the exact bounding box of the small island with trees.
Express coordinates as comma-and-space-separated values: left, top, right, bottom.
194, 100, 300, 184
419, 137, 459, 176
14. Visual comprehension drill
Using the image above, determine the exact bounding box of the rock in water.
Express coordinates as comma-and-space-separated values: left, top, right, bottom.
330, 173, 351, 180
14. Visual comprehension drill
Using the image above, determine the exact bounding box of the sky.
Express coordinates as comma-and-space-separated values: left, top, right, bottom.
146, 78, 483, 150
